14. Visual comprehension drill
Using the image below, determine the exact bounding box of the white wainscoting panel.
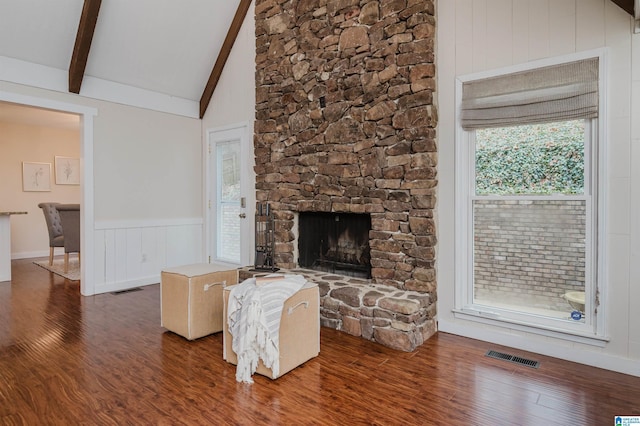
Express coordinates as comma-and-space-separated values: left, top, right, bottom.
93, 218, 203, 294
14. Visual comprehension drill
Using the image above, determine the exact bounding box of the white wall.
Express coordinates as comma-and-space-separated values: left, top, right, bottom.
0, 121, 80, 258
201, 0, 255, 130
93, 101, 202, 221
0, 0, 260, 293
0, 80, 204, 294
90, 102, 204, 293
201, 1, 256, 264
0, 1, 258, 293
437, 0, 640, 376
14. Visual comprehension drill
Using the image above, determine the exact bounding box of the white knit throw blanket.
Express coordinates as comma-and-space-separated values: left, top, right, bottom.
227, 274, 306, 383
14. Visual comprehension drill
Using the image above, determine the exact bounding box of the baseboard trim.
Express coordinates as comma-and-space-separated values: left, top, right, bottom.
95, 217, 203, 230
12, 250, 60, 260
438, 319, 640, 377
92, 275, 160, 295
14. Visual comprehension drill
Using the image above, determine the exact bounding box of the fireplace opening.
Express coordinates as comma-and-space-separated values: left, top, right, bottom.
298, 212, 371, 278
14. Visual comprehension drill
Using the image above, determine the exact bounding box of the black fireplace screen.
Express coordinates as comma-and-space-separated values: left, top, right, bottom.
298, 212, 371, 278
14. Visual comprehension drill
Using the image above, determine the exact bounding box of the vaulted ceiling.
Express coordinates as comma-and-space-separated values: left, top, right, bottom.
0, 0, 251, 119
0, 0, 637, 126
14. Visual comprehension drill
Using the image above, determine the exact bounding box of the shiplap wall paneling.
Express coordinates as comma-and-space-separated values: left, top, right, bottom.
577, 0, 606, 50
165, 224, 203, 268
455, 0, 474, 75
472, 0, 488, 71
550, 0, 577, 56
91, 223, 203, 294
486, 0, 513, 68
93, 229, 106, 287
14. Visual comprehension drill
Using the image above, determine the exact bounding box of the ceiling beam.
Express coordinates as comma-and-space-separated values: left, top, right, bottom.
199, 0, 252, 119
610, 0, 634, 16
69, 0, 102, 94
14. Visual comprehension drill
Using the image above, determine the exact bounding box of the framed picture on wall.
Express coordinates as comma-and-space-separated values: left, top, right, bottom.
55, 156, 80, 185
22, 162, 52, 192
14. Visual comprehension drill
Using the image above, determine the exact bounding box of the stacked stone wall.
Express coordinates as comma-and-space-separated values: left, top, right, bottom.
254, 0, 438, 350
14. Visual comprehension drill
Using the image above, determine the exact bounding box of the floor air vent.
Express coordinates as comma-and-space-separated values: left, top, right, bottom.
111, 287, 142, 295
485, 350, 540, 369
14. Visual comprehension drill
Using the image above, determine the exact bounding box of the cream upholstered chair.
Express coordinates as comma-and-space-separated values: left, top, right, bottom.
56, 204, 80, 273
38, 202, 64, 266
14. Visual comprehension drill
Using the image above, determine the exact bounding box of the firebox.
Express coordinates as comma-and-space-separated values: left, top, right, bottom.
298, 212, 371, 278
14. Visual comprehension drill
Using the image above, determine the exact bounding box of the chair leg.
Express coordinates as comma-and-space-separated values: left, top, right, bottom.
78, 252, 81, 267
64, 253, 69, 273
49, 247, 54, 266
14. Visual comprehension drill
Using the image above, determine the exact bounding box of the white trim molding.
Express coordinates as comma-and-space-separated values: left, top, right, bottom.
0, 56, 198, 118
0, 90, 98, 296
453, 48, 609, 343
204, 122, 254, 266
439, 319, 640, 377
95, 217, 203, 230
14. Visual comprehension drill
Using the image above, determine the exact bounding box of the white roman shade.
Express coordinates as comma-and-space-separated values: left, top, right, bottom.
461, 57, 599, 130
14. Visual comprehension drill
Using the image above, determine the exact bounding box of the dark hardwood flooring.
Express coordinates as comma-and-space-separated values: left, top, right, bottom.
1, 259, 639, 425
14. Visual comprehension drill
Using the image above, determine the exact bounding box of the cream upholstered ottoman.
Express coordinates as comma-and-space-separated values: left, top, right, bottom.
161, 264, 238, 340
223, 281, 320, 379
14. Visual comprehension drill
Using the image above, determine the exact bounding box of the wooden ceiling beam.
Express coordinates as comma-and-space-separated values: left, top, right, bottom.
199, 0, 252, 119
69, 0, 102, 94
610, 0, 634, 16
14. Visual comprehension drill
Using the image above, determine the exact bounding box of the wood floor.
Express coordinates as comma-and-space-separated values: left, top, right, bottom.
1, 259, 639, 425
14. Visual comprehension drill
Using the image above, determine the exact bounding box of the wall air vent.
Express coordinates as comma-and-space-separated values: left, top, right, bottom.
485, 350, 540, 369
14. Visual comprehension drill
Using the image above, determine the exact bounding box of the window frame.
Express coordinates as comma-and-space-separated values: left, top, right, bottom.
453, 50, 608, 345
215, 139, 242, 264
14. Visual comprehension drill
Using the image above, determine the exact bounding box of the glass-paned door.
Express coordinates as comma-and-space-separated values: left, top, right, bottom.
208, 126, 251, 265
216, 140, 241, 263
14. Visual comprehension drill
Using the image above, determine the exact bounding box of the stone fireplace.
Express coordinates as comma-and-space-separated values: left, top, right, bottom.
252, 0, 437, 351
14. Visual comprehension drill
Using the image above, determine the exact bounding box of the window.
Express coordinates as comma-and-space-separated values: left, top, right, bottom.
215, 139, 242, 263
455, 52, 607, 342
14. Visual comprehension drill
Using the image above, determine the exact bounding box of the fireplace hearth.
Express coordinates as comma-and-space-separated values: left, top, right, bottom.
298, 212, 371, 278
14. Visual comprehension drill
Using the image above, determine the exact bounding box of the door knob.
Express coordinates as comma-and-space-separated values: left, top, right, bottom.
239, 213, 246, 219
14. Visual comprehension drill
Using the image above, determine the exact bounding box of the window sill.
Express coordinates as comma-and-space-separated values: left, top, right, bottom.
452, 308, 609, 347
